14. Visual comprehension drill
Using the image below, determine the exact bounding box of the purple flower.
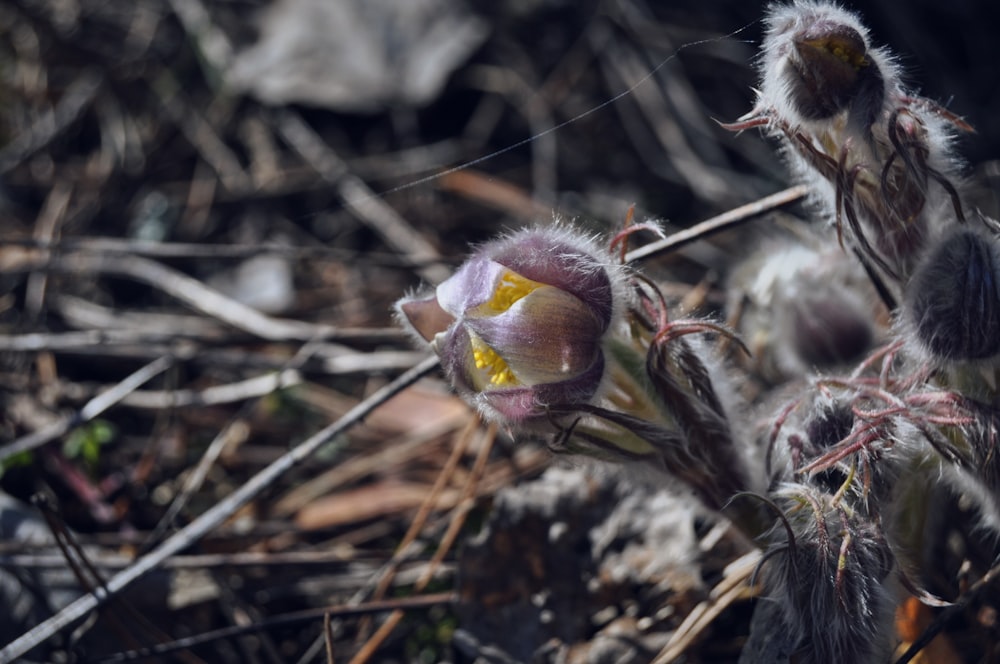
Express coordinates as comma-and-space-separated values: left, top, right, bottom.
396, 227, 622, 424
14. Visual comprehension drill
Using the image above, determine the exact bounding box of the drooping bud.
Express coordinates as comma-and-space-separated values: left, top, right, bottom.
396, 224, 773, 537
727, 1, 971, 288
753, 2, 896, 136
396, 226, 625, 425
772, 10, 884, 129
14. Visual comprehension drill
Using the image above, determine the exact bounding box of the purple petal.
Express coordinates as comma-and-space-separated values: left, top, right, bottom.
465, 285, 604, 385
396, 294, 456, 343
435, 315, 606, 425
434, 324, 488, 393
435, 256, 506, 316
489, 230, 615, 329
480, 354, 606, 424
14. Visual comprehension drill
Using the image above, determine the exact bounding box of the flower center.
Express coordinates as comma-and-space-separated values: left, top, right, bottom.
484, 270, 543, 313
469, 334, 518, 386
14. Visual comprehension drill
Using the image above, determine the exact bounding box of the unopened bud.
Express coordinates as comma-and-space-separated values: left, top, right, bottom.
729, 2, 971, 287
907, 227, 1000, 361
729, 242, 877, 382
757, 2, 891, 133
782, 15, 884, 128
758, 484, 896, 663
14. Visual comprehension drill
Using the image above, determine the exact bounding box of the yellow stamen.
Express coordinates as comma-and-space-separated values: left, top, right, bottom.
826, 40, 867, 69
470, 334, 518, 386
484, 270, 543, 313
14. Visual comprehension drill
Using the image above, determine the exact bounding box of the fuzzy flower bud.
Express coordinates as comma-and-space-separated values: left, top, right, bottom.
729, 240, 877, 383
906, 226, 1000, 362
758, 1, 887, 134
727, 1, 971, 288
395, 226, 624, 425
396, 225, 771, 534
755, 483, 897, 663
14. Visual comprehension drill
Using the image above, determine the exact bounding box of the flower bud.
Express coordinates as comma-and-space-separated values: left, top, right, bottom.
757, 483, 897, 663
396, 226, 769, 537
396, 227, 624, 425
906, 227, 1000, 361
746, 1, 895, 141
728, 241, 877, 383
770, 8, 884, 129
728, 2, 971, 287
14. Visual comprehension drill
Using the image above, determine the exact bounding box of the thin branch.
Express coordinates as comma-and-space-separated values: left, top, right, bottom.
54, 295, 229, 339
0, 550, 450, 571
355, 414, 480, 641
324, 612, 335, 664
624, 185, 808, 263
0, 356, 174, 465
2, 252, 332, 341
0, 237, 445, 269
0, 332, 421, 377
25, 181, 74, 321
652, 550, 761, 663
144, 419, 249, 545
348, 423, 497, 664
0, 330, 167, 352
119, 369, 302, 409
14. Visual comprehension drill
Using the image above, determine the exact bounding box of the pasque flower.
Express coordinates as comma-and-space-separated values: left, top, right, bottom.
396, 226, 625, 425
397, 224, 766, 532
388, 5, 1000, 661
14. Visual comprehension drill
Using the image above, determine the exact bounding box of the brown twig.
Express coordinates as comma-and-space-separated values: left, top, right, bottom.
624, 185, 808, 263
357, 413, 481, 639
25, 181, 74, 321
347, 423, 497, 664
2, 252, 332, 340
119, 370, 302, 409
652, 550, 761, 663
